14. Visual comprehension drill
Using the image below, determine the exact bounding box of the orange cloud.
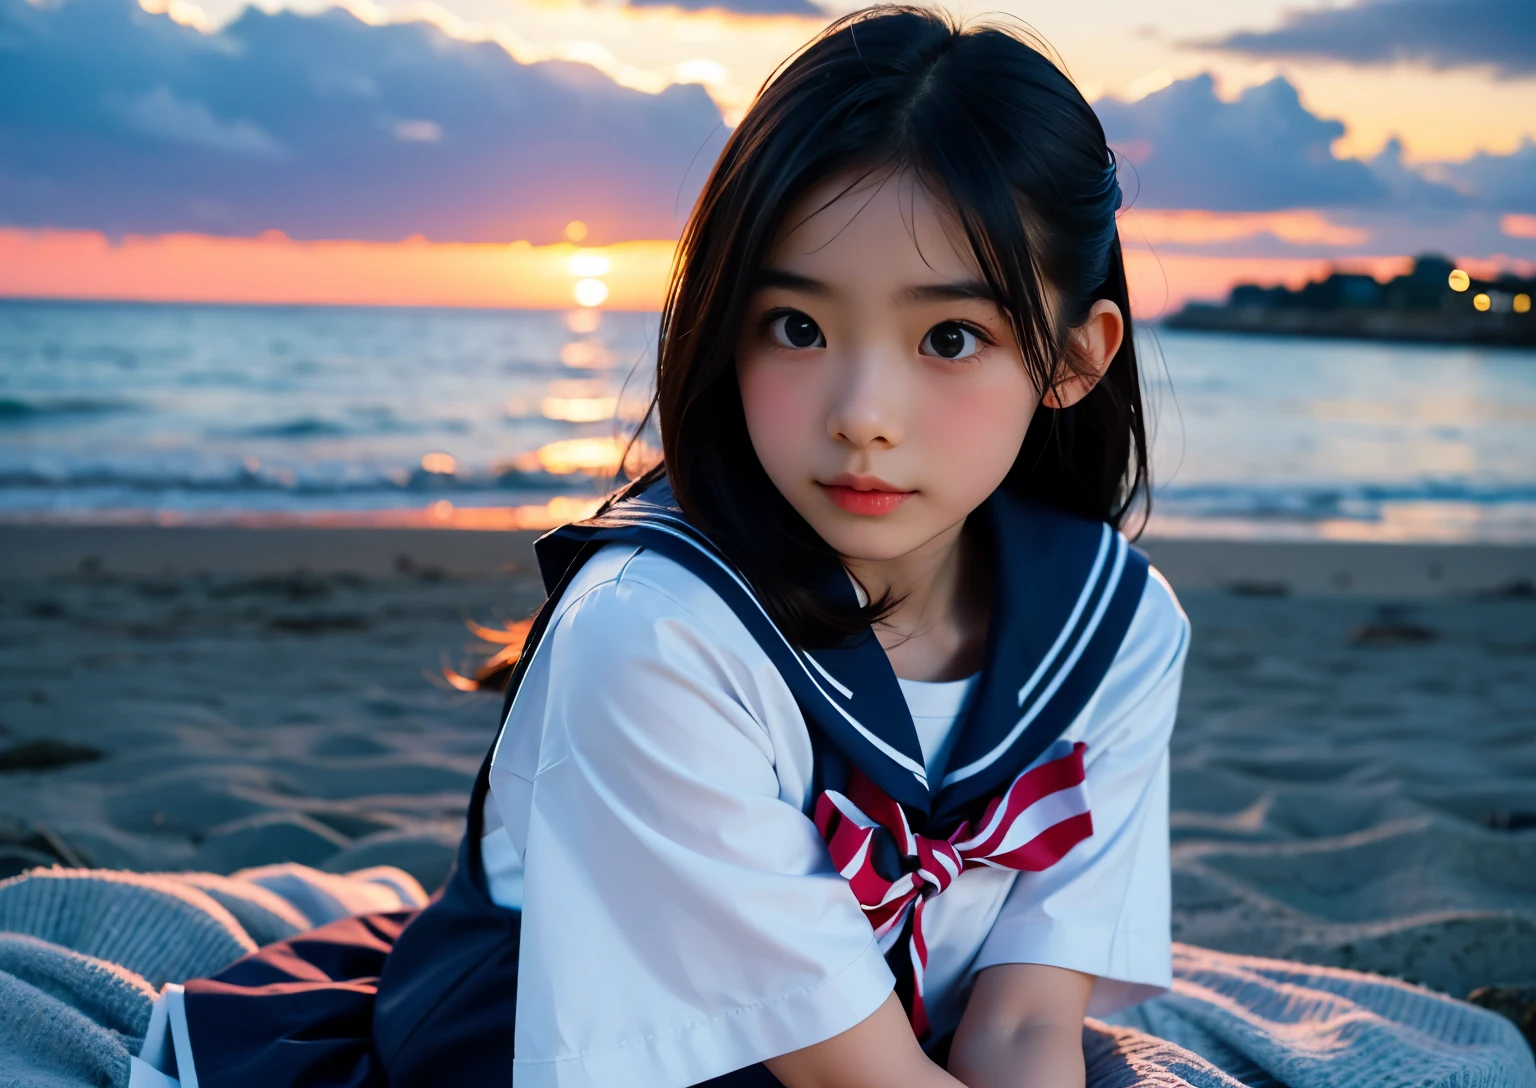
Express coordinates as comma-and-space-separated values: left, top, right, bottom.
0, 229, 677, 310
1503, 214, 1536, 240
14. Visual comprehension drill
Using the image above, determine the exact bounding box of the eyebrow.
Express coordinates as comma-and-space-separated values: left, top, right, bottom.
903, 279, 998, 304
755, 268, 999, 305
755, 268, 829, 294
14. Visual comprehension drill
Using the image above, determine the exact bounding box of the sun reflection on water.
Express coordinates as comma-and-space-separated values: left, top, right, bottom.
512, 435, 654, 476
542, 395, 620, 422
559, 340, 614, 368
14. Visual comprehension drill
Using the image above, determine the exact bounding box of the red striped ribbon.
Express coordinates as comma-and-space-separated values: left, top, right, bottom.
813, 740, 1093, 1037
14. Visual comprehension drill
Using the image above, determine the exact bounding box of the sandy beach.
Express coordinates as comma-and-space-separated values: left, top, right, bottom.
2, 526, 1533, 1022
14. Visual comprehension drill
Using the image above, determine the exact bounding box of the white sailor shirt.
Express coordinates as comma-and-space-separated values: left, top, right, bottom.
483, 540, 1189, 1088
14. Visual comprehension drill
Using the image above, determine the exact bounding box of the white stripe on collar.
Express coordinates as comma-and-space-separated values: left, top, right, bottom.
940, 530, 1127, 788
1014, 524, 1113, 709
802, 650, 855, 699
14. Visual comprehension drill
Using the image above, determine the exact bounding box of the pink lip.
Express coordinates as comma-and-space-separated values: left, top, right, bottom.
817, 474, 915, 516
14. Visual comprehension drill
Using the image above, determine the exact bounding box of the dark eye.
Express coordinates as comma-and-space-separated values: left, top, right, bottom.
919, 321, 982, 360
769, 311, 825, 350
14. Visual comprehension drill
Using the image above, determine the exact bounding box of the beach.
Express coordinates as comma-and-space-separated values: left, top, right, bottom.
2, 526, 1534, 1021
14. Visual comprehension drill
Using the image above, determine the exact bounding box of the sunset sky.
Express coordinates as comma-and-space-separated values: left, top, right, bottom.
3, 0, 1533, 313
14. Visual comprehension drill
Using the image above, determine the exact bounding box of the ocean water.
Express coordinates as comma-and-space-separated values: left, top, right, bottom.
3, 299, 1534, 542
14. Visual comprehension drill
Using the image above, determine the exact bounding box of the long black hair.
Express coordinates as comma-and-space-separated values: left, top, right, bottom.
617, 6, 1148, 648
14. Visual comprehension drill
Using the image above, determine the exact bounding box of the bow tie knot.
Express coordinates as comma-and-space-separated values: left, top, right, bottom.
814, 739, 1092, 1038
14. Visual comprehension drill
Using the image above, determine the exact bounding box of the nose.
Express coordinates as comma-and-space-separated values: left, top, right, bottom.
826, 350, 905, 451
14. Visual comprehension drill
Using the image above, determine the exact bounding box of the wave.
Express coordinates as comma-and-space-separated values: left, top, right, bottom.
211, 409, 442, 440
0, 397, 137, 423
0, 462, 590, 496
1155, 481, 1536, 520
227, 418, 353, 439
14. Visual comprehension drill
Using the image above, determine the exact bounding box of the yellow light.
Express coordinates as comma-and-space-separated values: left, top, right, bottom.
1448, 268, 1470, 292
545, 495, 603, 523
139, 0, 211, 30
420, 451, 457, 474
673, 59, 727, 86
541, 395, 619, 422
1472, 293, 1492, 312
429, 499, 454, 520
513, 437, 657, 478
1516, 293, 1532, 314
522, 437, 627, 475
568, 251, 612, 278
564, 309, 601, 334
573, 278, 609, 307
564, 221, 588, 243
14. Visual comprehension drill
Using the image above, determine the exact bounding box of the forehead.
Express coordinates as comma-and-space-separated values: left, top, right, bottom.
767, 169, 982, 282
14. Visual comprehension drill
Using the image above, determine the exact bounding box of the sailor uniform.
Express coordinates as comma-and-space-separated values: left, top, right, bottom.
130, 481, 1188, 1088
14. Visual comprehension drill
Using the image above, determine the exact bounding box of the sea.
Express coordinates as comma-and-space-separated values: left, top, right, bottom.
3, 299, 1535, 543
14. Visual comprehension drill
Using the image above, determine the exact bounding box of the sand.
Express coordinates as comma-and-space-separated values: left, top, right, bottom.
5, 523, 1535, 597
1, 526, 1533, 1012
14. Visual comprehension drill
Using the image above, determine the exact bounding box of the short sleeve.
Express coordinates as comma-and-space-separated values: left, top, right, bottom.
971, 569, 1189, 1017
508, 563, 895, 1088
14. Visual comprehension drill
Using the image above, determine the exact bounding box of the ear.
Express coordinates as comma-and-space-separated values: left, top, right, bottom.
1041, 299, 1124, 410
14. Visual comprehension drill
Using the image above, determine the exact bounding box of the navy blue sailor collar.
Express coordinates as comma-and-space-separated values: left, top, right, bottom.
533, 479, 1148, 830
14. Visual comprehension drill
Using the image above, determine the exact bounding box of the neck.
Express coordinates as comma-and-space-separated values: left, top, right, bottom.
844, 515, 991, 683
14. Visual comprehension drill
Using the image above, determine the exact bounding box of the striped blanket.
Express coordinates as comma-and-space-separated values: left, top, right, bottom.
1, 865, 1530, 1088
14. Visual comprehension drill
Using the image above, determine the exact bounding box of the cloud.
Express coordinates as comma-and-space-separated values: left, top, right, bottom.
1204, 0, 1536, 79
1366, 139, 1472, 210
1096, 73, 1530, 218
104, 85, 287, 158
1430, 139, 1536, 213
0, 0, 728, 243
627, 0, 823, 15
1098, 74, 1385, 211
390, 119, 443, 144
1094, 72, 1536, 263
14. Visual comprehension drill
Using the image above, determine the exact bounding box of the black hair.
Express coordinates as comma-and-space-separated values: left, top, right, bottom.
620, 6, 1148, 648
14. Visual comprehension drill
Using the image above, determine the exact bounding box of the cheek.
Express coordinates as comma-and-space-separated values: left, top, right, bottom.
736, 356, 820, 475
920, 369, 1037, 487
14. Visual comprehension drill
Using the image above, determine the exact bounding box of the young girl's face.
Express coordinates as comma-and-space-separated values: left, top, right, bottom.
735, 171, 1039, 565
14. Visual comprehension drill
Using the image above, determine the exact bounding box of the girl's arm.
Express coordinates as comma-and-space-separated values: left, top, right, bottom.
946, 963, 1094, 1088
766, 966, 1091, 1088
766, 994, 965, 1088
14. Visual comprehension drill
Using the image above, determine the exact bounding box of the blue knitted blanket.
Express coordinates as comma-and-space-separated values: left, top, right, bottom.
0, 865, 1530, 1088
0, 864, 427, 1088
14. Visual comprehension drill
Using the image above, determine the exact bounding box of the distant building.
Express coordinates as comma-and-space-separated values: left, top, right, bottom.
1165, 255, 1535, 346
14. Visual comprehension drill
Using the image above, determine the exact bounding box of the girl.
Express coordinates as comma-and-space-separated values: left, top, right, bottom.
132, 7, 1187, 1086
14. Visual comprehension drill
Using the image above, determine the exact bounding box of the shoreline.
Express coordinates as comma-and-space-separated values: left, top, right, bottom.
1161, 308, 1536, 348
4, 523, 1533, 599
